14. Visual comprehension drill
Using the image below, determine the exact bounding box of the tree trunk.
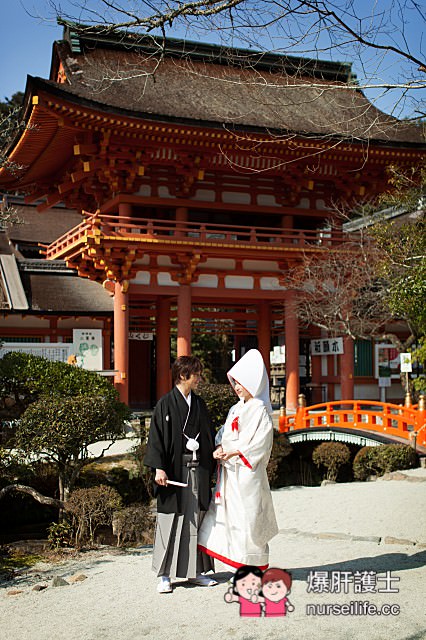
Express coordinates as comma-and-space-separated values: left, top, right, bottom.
0, 484, 65, 509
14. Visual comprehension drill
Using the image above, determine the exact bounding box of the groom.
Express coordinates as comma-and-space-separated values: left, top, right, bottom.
144, 355, 217, 593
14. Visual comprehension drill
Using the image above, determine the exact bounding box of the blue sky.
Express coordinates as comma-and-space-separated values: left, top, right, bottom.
0, 0, 424, 118
0, 2, 62, 100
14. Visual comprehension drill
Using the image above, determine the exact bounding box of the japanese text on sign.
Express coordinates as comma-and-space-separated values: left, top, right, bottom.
311, 337, 344, 356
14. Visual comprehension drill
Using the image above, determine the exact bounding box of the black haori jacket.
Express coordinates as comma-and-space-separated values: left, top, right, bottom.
144, 387, 216, 514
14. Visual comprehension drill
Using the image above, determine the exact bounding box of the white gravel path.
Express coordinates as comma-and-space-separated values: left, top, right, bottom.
1, 470, 426, 640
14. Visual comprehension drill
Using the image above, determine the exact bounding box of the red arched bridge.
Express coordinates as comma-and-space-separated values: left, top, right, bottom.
280, 399, 426, 453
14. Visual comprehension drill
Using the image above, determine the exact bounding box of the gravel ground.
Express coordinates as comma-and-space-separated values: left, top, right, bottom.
1, 469, 425, 640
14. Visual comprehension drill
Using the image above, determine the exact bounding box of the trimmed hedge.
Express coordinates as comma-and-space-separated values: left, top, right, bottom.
0, 351, 128, 420
312, 442, 351, 481
353, 444, 418, 480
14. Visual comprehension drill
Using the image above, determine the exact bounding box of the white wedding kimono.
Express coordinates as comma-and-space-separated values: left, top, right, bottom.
198, 349, 279, 569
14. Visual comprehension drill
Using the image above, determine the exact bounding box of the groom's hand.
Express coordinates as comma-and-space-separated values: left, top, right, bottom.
155, 469, 168, 486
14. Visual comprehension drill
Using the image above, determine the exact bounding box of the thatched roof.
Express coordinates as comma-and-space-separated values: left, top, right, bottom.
7, 202, 82, 244
47, 25, 424, 145
22, 272, 113, 313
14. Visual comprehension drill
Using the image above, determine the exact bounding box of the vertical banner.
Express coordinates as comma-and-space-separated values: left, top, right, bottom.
400, 353, 412, 373
73, 329, 103, 370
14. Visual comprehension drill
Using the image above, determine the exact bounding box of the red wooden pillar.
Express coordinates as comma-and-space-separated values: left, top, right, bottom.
258, 301, 271, 377
156, 297, 171, 398
114, 282, 129, 404
177, 284, 191, 356
50, 317, 58, 342
281, 214, 294, 229
119, 202, 132, 217
285, 293, 299, 413
176, 207, 188, 237
340, 336, 355, 400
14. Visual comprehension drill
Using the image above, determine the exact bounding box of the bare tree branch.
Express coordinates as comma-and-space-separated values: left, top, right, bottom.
0, 483, 65, 509
282, 227, 393, 340
39, 0, 425, 120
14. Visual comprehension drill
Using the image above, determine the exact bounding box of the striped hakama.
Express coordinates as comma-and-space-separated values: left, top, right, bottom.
152, 454, 214, 579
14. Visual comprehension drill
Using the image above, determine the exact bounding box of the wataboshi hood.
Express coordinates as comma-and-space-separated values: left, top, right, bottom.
227, 348, 272, 414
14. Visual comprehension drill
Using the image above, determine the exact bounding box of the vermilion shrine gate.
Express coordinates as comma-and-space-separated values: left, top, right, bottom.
0, 24, 424, 409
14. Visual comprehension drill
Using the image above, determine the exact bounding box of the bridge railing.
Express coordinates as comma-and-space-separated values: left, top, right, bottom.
281, 400, 426, 447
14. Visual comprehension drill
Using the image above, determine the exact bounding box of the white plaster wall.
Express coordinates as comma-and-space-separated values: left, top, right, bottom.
136, 184, 151, 197
192, 274, 218, 288
194, 189, 215, 201
157, 272, 178, 286
158, 186, 173, 198
256, 194, 278, 206
157, 255, 175, 267
222, 191, 251, 204
260, 277, 284, 290
225, 275, 254, 289
243, 260, 279, 272
132, 271, 151, 285
203, 258, 235, 270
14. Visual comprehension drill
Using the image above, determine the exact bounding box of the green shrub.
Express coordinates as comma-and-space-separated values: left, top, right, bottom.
378, 444, 418, 472
353, 444, 418, 480
312, 441, 351, 481
47, 521, 73, 550
66, 485, 122, 547
353, 446, 381, 481
267, 431, 293, 488
197, 382, 236, 430
17, 395, 127, 500
112, 504, 154, 546
0, 351, 128, 420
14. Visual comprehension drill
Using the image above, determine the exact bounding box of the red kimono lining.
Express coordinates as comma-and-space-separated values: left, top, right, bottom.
198, 544, 268, 571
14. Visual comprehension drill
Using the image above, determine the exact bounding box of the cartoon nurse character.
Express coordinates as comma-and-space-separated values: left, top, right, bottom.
256, 567, 294, 617
224, 566, 263, 617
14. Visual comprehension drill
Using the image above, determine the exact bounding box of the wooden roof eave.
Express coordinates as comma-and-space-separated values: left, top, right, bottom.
1, 75, 424, 207
18, 76, 426, 151
0, 78, 68, 190
3, 79, 423, 188
0, 75, 41, 162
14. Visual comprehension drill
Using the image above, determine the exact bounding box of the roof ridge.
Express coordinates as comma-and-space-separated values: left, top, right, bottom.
57, 18, 355, 83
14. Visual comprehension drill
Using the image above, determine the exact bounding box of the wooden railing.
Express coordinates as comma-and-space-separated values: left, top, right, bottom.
280, 399, 426, 448
45, 212, 354, 260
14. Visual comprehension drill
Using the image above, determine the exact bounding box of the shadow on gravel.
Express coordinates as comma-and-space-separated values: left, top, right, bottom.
289, 550, 426, 581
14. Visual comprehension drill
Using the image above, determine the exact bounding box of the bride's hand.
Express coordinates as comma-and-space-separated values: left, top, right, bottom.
221, 451, 239, 461
213, 445, 225, 459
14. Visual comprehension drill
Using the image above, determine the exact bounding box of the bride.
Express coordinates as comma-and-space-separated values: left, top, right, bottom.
198, 349, 278, 569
